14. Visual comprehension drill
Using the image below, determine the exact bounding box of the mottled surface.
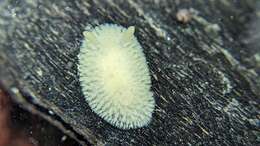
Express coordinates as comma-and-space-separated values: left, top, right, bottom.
0, 0, 259, 145
0, 89, 79, 146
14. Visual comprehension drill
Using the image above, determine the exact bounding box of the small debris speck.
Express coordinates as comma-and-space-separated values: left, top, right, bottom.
61, 135, 67, 142
176, 9, 192, 23
48, 110, 54, 115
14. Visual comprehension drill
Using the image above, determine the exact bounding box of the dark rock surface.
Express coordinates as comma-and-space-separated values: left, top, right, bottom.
0, 0, 259, 145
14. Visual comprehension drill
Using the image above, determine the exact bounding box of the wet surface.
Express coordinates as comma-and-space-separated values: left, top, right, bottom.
0, 0, 259, 145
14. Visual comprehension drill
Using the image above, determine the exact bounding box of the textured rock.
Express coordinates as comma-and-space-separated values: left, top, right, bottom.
0, 0, 259, 145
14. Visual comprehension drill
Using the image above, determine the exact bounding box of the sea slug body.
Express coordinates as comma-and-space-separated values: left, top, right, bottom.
78, 24, 155, 129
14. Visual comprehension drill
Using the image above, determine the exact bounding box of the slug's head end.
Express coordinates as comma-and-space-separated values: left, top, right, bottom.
83, 31, 97, 43
121, 26, 135, 43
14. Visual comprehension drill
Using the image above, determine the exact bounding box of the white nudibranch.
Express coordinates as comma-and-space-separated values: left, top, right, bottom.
78, 24, 155, 129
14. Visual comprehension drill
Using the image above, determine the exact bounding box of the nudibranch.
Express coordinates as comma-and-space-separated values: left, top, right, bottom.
78, 24, 155, 129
